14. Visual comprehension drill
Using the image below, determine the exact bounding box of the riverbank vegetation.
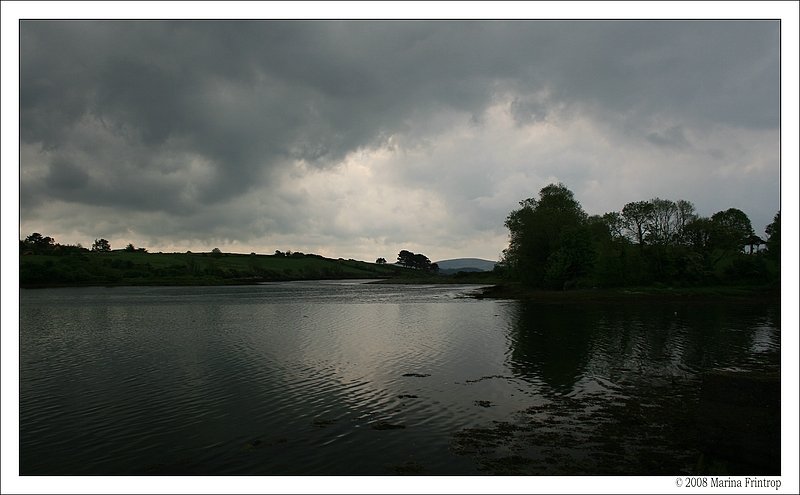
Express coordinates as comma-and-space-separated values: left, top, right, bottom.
18, 241, 399, 287
18, 236, 502, 288
498, 183, 780, 293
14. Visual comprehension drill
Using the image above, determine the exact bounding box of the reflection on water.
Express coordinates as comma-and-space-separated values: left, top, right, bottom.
508, 301, 780, 395
507, 304, 596, 394
19, 283, 779, 475
459, 300, 781, 474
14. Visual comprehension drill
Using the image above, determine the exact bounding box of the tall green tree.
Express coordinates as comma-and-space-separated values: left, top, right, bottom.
621, 201, 654, 247
503, 183, 588, 287
502, 198, 538, 283
710, 208, 754, 252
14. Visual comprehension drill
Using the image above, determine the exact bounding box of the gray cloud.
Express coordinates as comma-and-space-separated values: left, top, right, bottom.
44, 157, 89, 192
646, 125, 691, 149
19, 20, 781, 258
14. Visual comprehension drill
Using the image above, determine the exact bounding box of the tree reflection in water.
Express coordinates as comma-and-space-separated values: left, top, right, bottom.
452, 299, 780, 475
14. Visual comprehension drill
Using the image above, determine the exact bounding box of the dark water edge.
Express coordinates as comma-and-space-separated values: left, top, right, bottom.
475, 283, 780, 303
451, 370, 779, 475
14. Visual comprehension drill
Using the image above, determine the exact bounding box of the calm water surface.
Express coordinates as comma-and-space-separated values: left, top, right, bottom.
19, 281, 780, 475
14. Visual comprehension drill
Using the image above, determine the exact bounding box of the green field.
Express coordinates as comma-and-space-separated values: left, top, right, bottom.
19, 250, 419, 287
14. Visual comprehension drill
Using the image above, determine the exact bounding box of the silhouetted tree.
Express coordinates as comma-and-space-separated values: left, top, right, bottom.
543, 225, 596, 289
765, 211, 780, 263
621, 201, 654, 246
503, 186, 775, 288
502, 197, 538, 280
397, 250, 415, 267
674, 199, 698, 245
376, 257, 387, 264
412, 253, 431, 269
684, 217, 714, 253
601, 212, 626, 240
710, 208, 754, 252
91, 238, 111, 252
646, 198, 678, 246
21, 232, 56, 254
397, 250, 433, 270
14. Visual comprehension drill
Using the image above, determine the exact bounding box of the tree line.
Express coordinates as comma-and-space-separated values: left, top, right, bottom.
20, 233, 148, 255
19, 234, 441, 277
395, 250, 440, 272
501, 183, 780, 289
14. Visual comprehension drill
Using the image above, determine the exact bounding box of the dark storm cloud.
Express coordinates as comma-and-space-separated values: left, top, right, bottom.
44, 157, 89, 191
20, 20, 779, 246
533, 21, 780, 129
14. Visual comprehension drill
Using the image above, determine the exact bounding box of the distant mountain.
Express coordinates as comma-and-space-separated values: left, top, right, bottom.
434, 258, 498, 274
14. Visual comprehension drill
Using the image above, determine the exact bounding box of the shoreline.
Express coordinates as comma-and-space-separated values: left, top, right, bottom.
20, 278, 780, 305
473, 283, 780, 303
18, 275, 386, 290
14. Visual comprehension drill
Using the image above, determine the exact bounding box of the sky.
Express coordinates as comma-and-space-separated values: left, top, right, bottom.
15, 18, 784, 262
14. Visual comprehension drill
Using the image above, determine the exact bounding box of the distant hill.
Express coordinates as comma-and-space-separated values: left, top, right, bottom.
434, 258, 498, 275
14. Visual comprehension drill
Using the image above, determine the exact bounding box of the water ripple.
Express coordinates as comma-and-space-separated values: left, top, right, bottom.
20, 284, 780, 475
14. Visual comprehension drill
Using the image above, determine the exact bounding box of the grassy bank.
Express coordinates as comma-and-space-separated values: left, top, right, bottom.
19, 251, 411, 288
20, 251, 776, 301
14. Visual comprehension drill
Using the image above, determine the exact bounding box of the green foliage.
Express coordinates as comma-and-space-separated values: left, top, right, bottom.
20, 249, 407, 287
543, 226, 596, 289
722, 255, 770, 284
503, 185, 777, 290
502, 183, 588, 287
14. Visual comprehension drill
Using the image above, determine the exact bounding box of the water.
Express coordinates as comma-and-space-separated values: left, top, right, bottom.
19, 282, 780, 475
